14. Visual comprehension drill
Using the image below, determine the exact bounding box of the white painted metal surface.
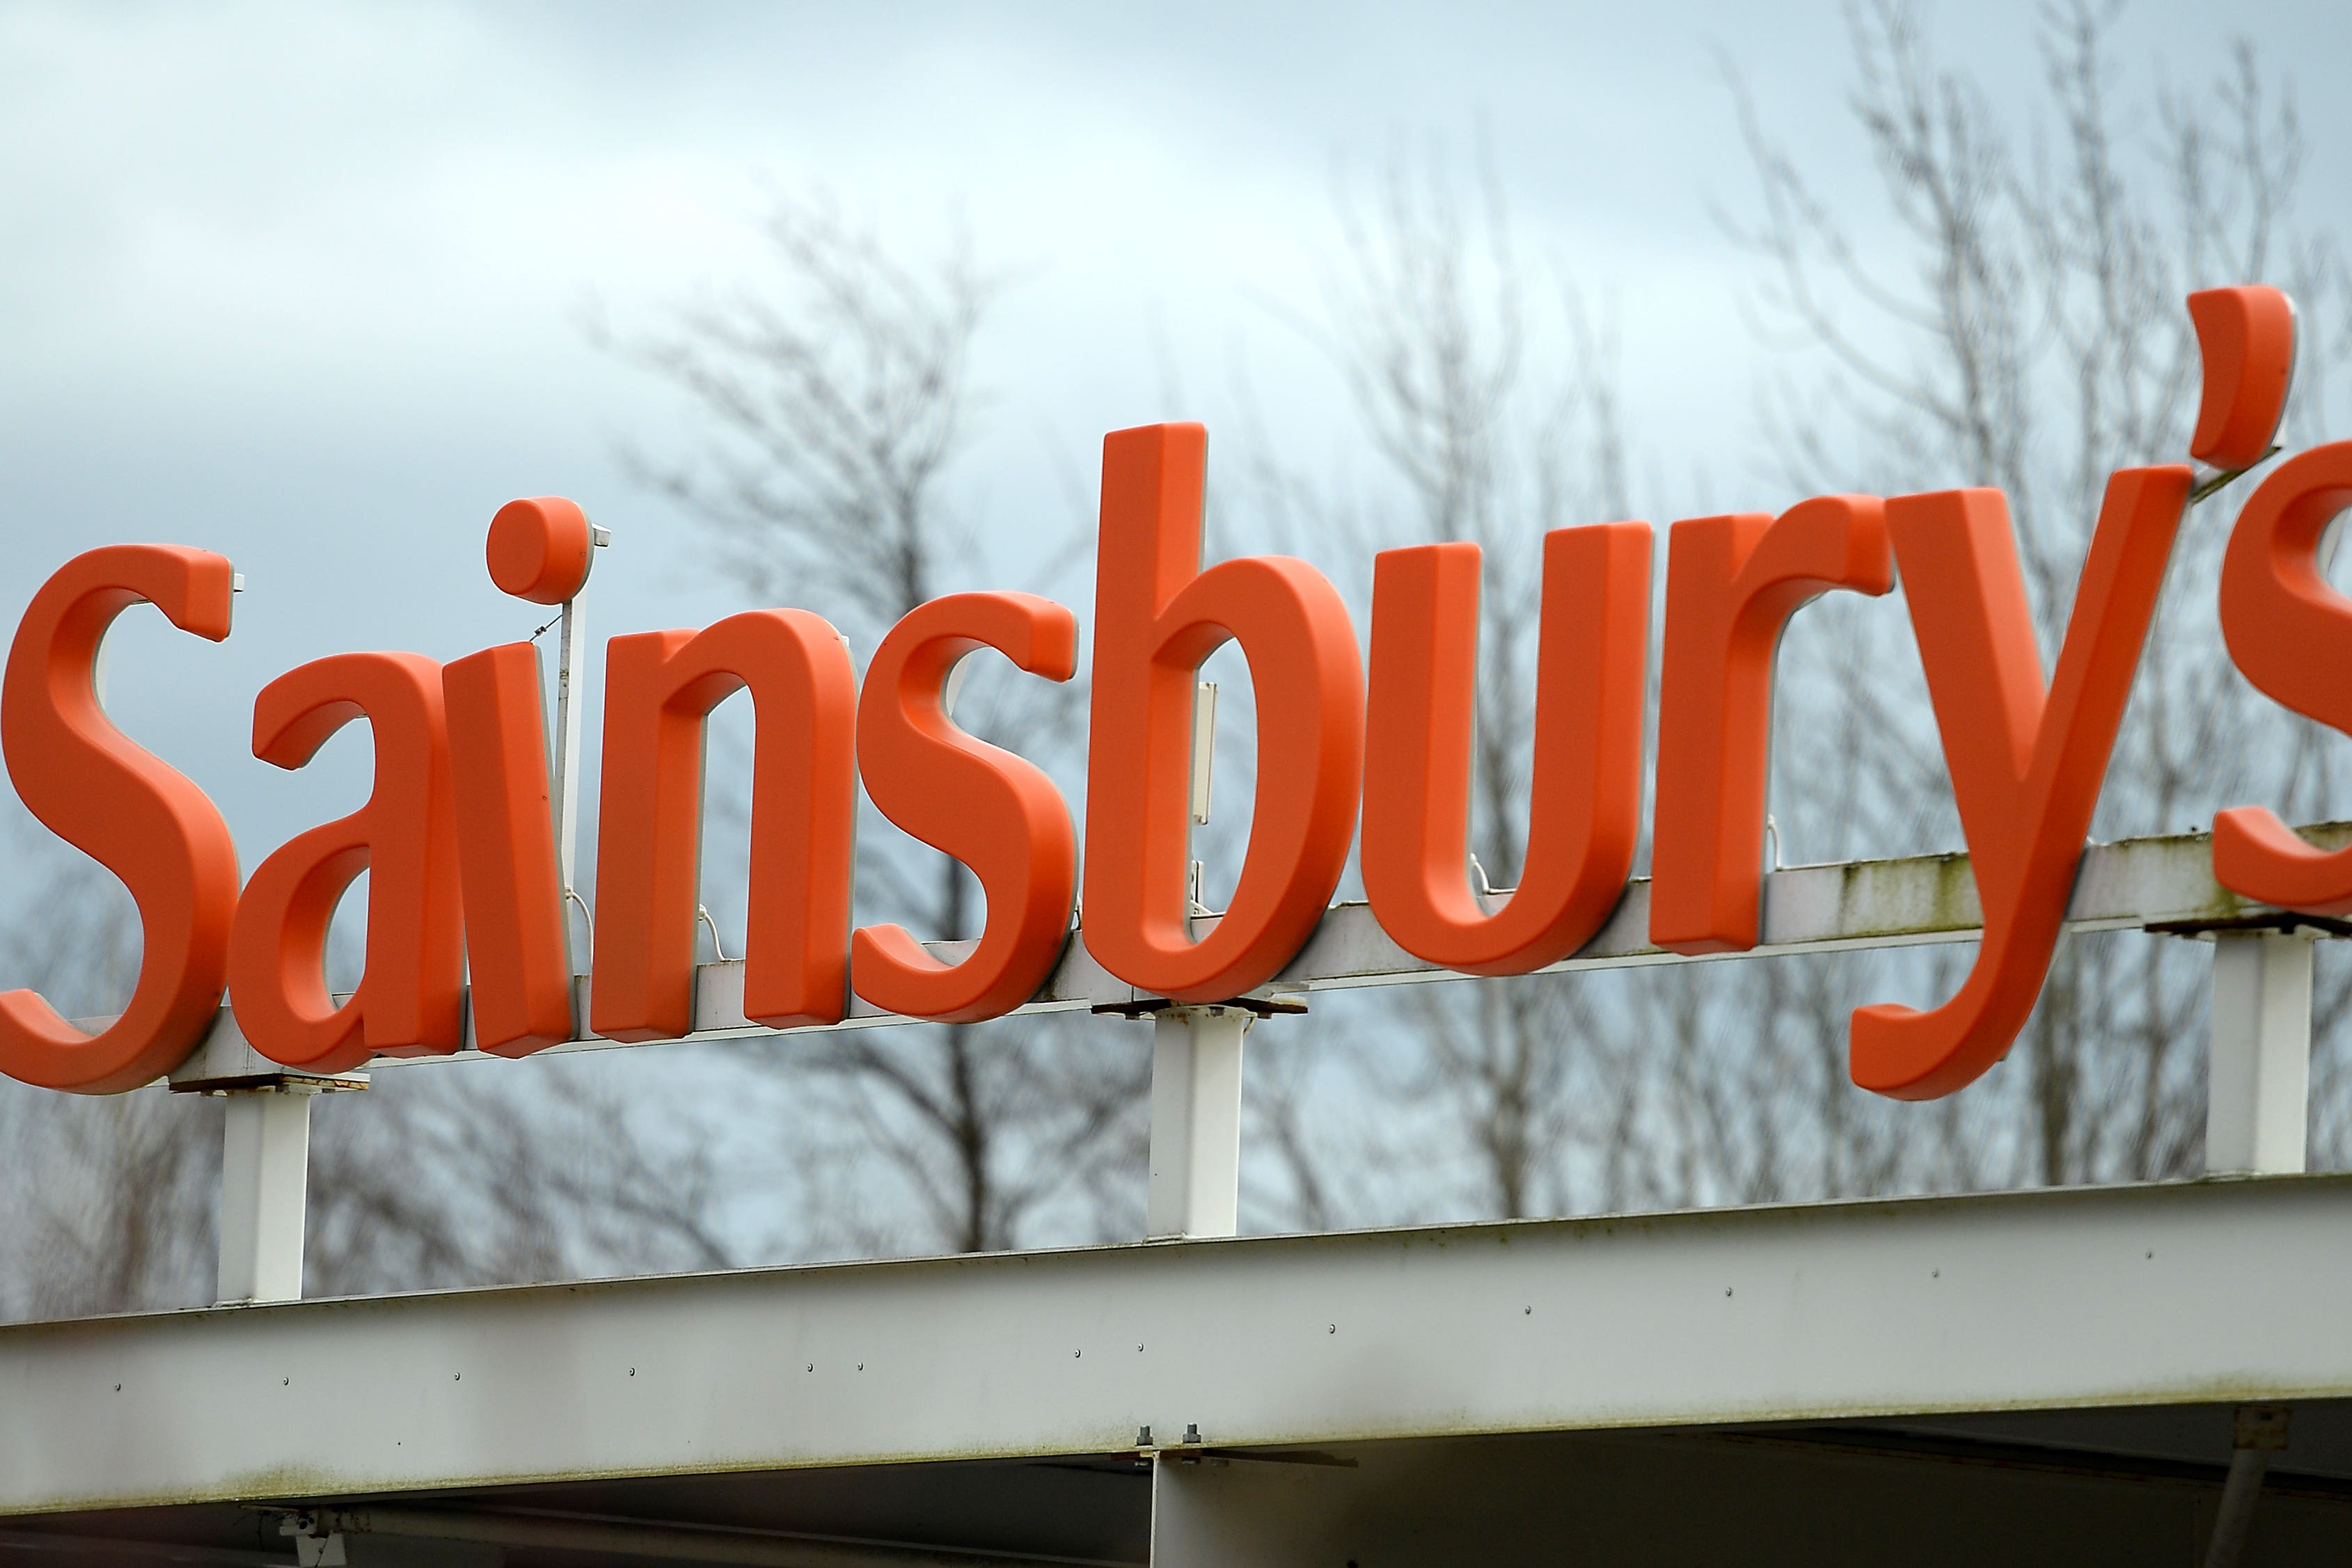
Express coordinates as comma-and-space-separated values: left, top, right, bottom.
2207, 930, 2315, 1175
214, 1088, 313, 1304
144, 822, 2346, 1315
6, 1173, 2350, 1516
162, 823, 2349, 1084
552, 589, 588, 965
1146, 1008, 1249, 1240
1186, 681, 1216, 827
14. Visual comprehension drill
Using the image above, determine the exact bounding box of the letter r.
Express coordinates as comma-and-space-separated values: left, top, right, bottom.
1650, 496, 1892, 954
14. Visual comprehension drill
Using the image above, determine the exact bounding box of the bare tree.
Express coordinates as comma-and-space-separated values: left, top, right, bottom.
1249, 1, 2352, 1229
1725, 0, 2352, 1192
0, 830, 216, 1319
615, 192, 1144, 1254
1238, 148, 1641, 1225
305, 1061, 741, 1294
0, 191, 1139, 1320
0, 821, 740, 1318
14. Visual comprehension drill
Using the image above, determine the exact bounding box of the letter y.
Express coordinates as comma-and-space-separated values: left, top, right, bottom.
1852, 468, 2190, 1098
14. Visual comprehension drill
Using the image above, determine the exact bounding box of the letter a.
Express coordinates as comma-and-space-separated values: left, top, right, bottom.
227, 652, 467, 1073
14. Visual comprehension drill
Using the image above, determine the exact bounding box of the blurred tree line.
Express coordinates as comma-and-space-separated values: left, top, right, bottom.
4, 0, 2349, 1317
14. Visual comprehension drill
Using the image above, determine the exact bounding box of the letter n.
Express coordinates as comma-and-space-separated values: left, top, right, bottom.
589, 612, 858, 1040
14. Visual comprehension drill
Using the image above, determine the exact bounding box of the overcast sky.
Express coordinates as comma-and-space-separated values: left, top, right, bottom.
1, 0, 2346, 912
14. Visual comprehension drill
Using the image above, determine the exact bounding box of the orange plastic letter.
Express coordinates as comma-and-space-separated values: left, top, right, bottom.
443, 642, 575, 1054
227, 652, 466, 1072
0, 546, 239, 1092
590, 612, 858, 1040
1084, 422, 1364, 1002
2188, 286, 2296, 473
485, 496, 595, 605
851, 592, 1079, 1022
1650, 497, 1892, 953
1362, 524, 1651, 974
2212, 442, 2352, 912
1852, 469, 2191, 1099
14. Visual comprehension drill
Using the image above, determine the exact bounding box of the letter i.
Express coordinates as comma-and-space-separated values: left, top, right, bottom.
443, 497, 606, 1056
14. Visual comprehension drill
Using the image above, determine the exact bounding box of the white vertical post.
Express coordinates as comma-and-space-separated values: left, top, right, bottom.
2207, 929, 2313, 1175
217, 1088, 314, 1304
551, 592, 587, 964
1148, 1006, 1249, 1240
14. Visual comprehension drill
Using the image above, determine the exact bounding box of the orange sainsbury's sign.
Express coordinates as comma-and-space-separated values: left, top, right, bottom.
1, 286, 2339, 1103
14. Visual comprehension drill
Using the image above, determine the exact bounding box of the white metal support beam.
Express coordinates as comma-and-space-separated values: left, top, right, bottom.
551, 588, 588, 967
2207, 929, 2314, 1175
216, 1087, 315, 1304
157, 823, 2352, 1085
1146, 1007, 1249, 1240
11, 1175, 2352, 1517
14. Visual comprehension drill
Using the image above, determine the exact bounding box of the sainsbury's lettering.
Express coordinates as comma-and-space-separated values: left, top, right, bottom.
0, 284, 2315, 1104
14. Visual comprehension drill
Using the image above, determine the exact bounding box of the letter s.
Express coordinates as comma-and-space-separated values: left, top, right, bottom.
2213, 442, 2352, 911
851, 592, 1080, 1022
0, 546, 240, 1092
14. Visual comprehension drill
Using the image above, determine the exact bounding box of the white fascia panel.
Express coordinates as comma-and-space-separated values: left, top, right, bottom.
3, 1174, 2349, 1515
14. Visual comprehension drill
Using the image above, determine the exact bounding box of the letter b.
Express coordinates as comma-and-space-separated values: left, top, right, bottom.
1083, 423, 1364, 1002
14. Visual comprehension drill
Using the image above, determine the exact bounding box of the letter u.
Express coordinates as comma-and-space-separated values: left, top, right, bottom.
1362, 524, 1651, 975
